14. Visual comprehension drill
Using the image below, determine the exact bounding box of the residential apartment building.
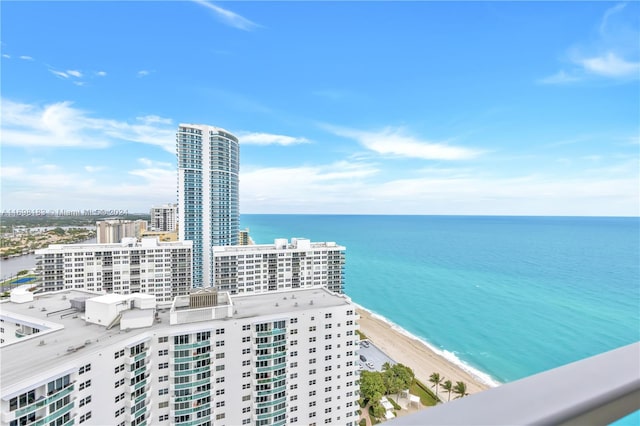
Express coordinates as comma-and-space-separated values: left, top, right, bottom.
239, 228, 252, 246
34, 238, 192, 302
150, 204, 178, 232
177, 124, 240, 288
1, 287, 360, 426
213, 238, 345, 294
96, 219, 148, 244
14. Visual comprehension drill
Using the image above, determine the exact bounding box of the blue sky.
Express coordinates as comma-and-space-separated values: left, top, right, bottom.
1, 1, 638, 216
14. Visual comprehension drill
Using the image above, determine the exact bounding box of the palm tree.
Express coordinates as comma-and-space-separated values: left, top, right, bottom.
429, 373, 444, 399
440, 380, 453, 402
452, 381, 469, 399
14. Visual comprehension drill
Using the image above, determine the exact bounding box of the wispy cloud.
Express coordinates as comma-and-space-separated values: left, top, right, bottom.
2, 54, 10, 59
49, 68, 86, 84
192, 0, 260, 31
538, 70, 581, 85
19, 55, 33, 61
137, 70, 151, 77
326, 125, 481, 160
600, 2, 627, 35
1, 161, 177, 212
540, 2, 639, 84
237, 132, 310, 146
1, 98, 176, 152
579, 52, 640, 78
240, 159, 638, 215
49, 69, 70, 79
84, 165, 106, 173
96, 71, 107, 77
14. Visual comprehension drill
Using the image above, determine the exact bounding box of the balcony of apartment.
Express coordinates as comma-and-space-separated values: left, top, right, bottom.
170, 365, 211, 379
255, 395, 287, 409
387, 342, 639, 426
253, 384, 287, 399
124, 351, 148, 365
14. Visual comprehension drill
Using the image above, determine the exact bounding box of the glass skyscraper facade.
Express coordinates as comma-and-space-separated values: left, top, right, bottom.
177, 124, 239, 287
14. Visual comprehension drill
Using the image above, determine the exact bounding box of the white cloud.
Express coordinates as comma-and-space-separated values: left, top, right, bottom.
66, 70, 83, 78
579, 52, 640, 78
137, 70, 150, 77
96, 71, 107, 77
542, 3, 640, 84
192, 0, 260, 31
1, 161, 176, 212
1, 98, 176, 152
327, 125, 481, 160
239, 158, 639, 215
49, 69, 69, 79
237, 132, 309, 146
137, 115, 173, 125
19, 55, 33, 61
600, 3, 627, 35
2, 54, 10, 59
538, 70, 581, 85
84, 165, 106, 173
73, 81, 86, 87
138, 158, 173, 168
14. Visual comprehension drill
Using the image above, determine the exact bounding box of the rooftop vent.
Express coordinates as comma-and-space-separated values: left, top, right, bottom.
38, 340, 45, 346
310, 300, 314, 305
41, 307, 46, 311
29, 305, 34, 309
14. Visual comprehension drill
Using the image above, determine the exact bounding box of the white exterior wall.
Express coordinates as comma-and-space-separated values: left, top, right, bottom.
150, 204, 177, 232
213, 238, 346, 294
1, 289, 360, 426
35, 240, 192, 302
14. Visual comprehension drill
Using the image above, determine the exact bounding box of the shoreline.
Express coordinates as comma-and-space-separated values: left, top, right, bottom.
355, 305, 499, 396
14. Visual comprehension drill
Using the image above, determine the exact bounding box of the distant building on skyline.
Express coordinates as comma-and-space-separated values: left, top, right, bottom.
238, 228, 252, 245
177, 124, 240, 288
35, 238, 192, 302
150, 203, 177, 232
213, 238, 346, 294
96, 219, 147, 244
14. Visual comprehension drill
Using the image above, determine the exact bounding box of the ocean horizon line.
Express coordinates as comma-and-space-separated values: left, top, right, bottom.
241, 213, 640, 219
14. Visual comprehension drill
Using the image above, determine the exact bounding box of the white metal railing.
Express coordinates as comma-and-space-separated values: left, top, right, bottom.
387, 342, 640, 425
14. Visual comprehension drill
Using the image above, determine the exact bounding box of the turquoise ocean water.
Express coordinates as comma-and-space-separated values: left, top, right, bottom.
241, 215, 640, 423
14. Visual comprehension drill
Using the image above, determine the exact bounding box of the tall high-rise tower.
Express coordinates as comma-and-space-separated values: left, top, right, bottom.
177, 124, 239, 287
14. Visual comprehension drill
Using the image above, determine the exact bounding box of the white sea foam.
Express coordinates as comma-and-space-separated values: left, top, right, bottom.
354, 302, 502, 388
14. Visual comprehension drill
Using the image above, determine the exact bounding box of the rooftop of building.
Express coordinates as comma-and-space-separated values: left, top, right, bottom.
231, 287, 351, 319
35, 237, 192, 252
213, 237, 344, 253
0, 287, 351, 391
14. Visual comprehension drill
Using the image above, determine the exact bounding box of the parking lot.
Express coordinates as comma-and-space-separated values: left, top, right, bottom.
357, 339, 396, 372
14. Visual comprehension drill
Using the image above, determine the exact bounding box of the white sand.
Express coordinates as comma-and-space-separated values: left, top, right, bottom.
357, 308, 491, 397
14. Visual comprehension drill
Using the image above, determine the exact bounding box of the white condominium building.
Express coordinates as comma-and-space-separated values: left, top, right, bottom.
150, 204, 178, 232
213, 238, 346, 294
35, 238, 192, 302
0, 287, 361, 426
96, 219, 148, 244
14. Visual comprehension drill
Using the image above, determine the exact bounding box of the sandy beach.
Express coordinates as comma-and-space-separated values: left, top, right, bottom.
357, 308, 493, 397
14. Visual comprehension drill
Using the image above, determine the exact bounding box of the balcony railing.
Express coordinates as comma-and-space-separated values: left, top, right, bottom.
387, 342, 640, 426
